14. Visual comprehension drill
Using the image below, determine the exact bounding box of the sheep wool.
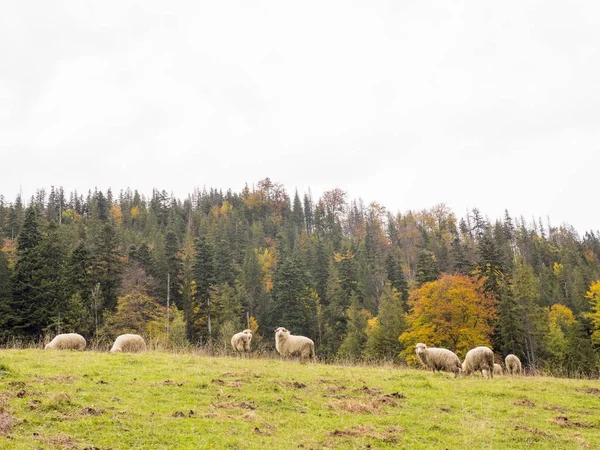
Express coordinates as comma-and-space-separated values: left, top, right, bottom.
231, 329, 253, 355
462, 346, 495, 378
110, 334, 147, 353
44, 333, 86, 351
414, 343, 462, 377
274, 327, 315, 362
505, 354, 522, 376
493, 363, 503, 376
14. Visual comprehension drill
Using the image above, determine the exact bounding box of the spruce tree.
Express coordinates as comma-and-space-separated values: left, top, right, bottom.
270, 255, 317, 337
385, 253, 408, 308
337, 293, 370, 360
415, 250, 440, 286
90, 222, 122, 311
10, 206, 46, 336
0, 249, 12, 337
364, 282, 406, 361
193, 234, 216, 337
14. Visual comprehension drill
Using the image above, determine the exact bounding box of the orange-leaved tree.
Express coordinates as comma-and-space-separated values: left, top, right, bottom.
399, 274, 496, 363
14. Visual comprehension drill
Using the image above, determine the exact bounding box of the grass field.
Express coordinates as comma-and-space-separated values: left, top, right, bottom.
0, 350, 599, 449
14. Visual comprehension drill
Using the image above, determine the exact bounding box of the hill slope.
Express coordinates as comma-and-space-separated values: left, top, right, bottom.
0, 350, 599, 449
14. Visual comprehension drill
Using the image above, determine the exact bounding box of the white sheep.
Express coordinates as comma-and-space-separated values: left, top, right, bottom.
493, 363, 503, 376
462, 346, 495, 378
414, 343, 462, 377
274, 327, 315, 362
231, 329, 253, 356
44, 333, 86, 351
110, 334, 147, 353
505, 354, 522, 376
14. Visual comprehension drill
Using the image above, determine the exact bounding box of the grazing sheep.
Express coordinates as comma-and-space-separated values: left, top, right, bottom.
493, 363, 503, 376
110, 334, 146, 353
505, 354, 522, 376
462, 346, 495, 378
44, 333, 86, 351
231, 329, 253, 356
414, 343, 462, 377
274, 327, 315, 362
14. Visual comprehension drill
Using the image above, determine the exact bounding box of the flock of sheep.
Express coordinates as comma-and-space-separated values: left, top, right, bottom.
44, 333, 147, 353
44, 327, 317, 361
45, 331, 522, 378
415, 343, 523, 378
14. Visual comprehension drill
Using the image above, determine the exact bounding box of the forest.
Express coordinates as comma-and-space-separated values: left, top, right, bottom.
1, 178, 599, 377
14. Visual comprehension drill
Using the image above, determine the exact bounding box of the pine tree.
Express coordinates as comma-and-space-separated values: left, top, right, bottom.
291, 190, 305, 232
364, 282, 406, 361
337, 293, 370, 360
0, 249, 12, 337
415, 250, 440, 286
385, 253, 408, 308
193, 234, 216, 337
270, 255, 318, 337
90, 222, 123, 311
10, 205, 45, 336
240, 247, 264, 319
37, 221, 72, 333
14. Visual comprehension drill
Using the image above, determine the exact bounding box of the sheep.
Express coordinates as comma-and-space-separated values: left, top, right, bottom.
505, 354, 522, 376
44, 333, 86, 351
110, 334, 147, 353
231, 329, 253, 356
414, 343, 462, 377
493, 363, 503, 376
274, 327, 315, 362
462, 346, 495, 378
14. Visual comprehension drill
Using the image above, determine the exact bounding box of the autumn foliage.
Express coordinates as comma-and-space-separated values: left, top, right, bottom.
400, 274, 496, 360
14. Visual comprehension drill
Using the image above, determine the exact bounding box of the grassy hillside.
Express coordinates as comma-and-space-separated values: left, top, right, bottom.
0, 350, 599, 449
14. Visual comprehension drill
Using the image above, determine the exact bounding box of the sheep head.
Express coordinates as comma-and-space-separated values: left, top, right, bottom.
274, 327, 289, 339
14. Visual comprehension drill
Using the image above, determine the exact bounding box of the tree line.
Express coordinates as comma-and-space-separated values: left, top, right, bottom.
0, 179, 599, 377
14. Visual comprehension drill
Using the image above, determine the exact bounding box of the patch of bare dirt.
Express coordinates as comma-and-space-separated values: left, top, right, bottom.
0, 412, 17, 435
544, 405, 567, 413
278, 380, 307, 389
211, 401, 257, 410
161, 380, 184, 387
328, 425, 402, 443
79, 407, 104, 417
513, 399, 536, 407
353, 385, 383, 395
551, 416, 595, 428
576, 388, 600, 396
211, 379, 243, 388
8, 381, 26, 388
253, 426, 271, 436
328, 399, 381, 414
385, 392, 406, 399
28, 400, 41, 409
515, 425, 551, 437
34, 433, 78, 449
221, 371, 250, 378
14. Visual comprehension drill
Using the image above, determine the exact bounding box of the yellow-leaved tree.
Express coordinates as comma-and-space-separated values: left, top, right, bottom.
399, 274, 496, 363
585, 280, 600, 345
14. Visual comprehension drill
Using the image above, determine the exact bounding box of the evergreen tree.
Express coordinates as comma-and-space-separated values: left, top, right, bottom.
240, 247, 264, 319
415, 250, 440, 286
337, 293, 370, 360
385, 253, 408, 308
193, 234, 216, 338
291, 190, 305, 232
90, 222, 123, 311
364, 282, 406, 361
10, 206, 45, 336
0, 249, 12, 337
270, 255, 318, 337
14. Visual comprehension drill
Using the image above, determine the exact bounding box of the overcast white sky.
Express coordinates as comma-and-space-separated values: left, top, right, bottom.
1, 1, 599, 232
